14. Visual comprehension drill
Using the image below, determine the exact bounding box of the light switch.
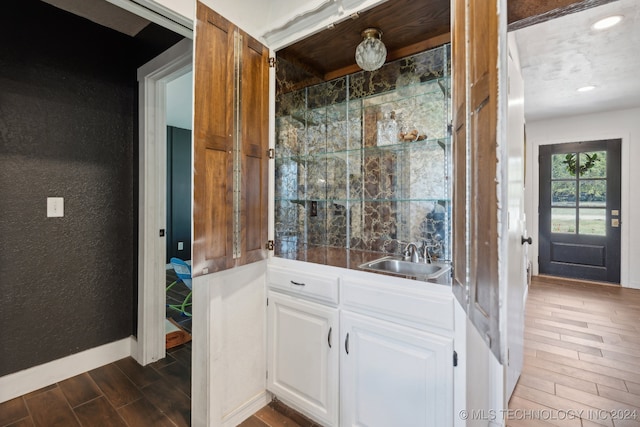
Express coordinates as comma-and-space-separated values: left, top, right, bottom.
178, 241, 184, 250
47, 197, 64, 218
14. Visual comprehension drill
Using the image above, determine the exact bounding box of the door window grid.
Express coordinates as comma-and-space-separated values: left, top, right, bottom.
550, 151, 607, 236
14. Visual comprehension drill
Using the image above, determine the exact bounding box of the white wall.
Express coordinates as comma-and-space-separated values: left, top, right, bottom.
465, 314, 505, 427
192, 261, 269, 427
166, 71, 193, 130
525, 107, 640, 288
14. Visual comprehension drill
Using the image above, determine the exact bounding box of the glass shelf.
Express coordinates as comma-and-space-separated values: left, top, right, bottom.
274, 44, 451, 261
276, 198, 450, 204
275, 137, 450, 162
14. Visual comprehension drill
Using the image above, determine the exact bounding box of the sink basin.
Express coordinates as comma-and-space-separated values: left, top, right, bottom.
359, 256, 450, 279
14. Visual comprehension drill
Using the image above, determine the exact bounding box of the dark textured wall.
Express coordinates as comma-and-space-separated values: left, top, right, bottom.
0, 1, 183, 376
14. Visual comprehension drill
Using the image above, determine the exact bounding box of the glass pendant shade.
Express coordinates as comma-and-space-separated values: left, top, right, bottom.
355, 28, 387, 71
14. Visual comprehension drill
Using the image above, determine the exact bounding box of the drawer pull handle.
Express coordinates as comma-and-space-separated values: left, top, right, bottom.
290, 280, 306, 286
345, 333, 350, 354
328, 327, 332, 348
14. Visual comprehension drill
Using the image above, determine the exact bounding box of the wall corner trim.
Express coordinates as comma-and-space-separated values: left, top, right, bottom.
0, 337, 134, 404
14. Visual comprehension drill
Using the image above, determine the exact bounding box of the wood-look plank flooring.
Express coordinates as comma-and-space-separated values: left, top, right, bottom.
4, 274, 638, 427
239, 400, 320, 427
0, 266, 192, 427
508, 276, 640, 427
0, 343, 191, 427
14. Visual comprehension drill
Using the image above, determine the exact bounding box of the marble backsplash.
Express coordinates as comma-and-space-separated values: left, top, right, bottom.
275, 45, 451, 261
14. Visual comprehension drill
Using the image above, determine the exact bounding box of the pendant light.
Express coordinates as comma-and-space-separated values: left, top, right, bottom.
355, 28, 387, 71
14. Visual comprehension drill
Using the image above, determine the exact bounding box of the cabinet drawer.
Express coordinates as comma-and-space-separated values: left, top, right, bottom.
268, 265, 339, 305
341, 277, 453, 331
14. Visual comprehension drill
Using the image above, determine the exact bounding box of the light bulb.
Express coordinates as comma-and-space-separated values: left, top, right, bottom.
355, 28, 387, 72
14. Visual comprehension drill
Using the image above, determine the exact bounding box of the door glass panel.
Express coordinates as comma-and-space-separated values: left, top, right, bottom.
579, 208, 606, 236
551, 208, 576, 234
579, 151, 606, 178
552, 153, 576, 179
579, 180, 606, 207
551, 181, 576, 206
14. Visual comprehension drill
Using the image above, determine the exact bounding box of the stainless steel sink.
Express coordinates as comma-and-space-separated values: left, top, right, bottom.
359, 256, 450, 279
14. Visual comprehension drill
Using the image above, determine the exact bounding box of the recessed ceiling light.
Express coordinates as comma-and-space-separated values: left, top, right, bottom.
592, 15, 623, 30
577, 86, 596, 92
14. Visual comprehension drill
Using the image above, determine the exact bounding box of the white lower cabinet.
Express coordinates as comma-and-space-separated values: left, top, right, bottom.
267, 291, 339, 426
340, 311, 453, 427
266, 262, 455, 427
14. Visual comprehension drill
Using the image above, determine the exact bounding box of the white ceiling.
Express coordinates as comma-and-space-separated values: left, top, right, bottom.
44, 0, 639, 126
42, 0, 150, 36
514, 0, 640, 122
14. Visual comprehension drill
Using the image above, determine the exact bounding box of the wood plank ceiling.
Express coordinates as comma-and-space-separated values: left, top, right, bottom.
276, 0, 618, 81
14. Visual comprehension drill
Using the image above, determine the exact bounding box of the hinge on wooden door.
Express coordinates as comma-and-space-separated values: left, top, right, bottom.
453, 351, 458, 367
266, 240, 275, 251
267, 148, 275, 159
268, 57, 277, 68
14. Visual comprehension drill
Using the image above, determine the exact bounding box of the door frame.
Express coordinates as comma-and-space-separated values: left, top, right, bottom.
135, 38, 193, 365
529, 132, 630, 287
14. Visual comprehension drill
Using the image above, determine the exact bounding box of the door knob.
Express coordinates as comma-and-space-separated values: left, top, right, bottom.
521, 236, 532, 245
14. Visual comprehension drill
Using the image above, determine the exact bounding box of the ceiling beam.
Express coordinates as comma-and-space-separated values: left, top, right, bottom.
508, 0, 619, 31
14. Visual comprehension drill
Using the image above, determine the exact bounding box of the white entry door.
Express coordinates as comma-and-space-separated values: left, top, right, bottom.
505, 35, 528, 399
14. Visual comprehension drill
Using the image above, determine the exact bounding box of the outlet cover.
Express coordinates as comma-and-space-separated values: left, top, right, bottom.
47, 197, 64, 217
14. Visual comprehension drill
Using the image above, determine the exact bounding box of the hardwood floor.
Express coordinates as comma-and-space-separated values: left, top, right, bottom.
239, 400, 320, 427
3, 275, 638, 427
508, 276, 640, 427
0, 343, 191, 427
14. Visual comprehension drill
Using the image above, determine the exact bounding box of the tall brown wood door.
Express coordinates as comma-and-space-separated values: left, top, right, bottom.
451, 0, 502, 360
451, 0, 467, 306
238, 31, 269, 267
193, 2, 269, 276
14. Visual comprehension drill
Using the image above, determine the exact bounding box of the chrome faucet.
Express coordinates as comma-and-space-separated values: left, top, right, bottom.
403, 242, 421, 263
421, 240, 440, 264
422, 245, 433, 264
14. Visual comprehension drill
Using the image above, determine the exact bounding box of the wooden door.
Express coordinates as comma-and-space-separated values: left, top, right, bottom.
193, 2, 269, 276
193, 3, 235, 276
451, 0, 502, 360
238, 30, 269, 267
451, 0, 467, 305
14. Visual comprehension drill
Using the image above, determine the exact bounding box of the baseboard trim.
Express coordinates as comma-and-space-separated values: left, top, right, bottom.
0, 337, 133, 403
222, 391, 270, 427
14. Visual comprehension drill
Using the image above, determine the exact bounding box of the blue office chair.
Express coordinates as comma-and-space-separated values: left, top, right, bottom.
166, 257, 192, 317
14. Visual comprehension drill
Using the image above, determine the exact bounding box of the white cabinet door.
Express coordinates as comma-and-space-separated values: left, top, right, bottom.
341, 311, 453, 427
267, 291, 339, 426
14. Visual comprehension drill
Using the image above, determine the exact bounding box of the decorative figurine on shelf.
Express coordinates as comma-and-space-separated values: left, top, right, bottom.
377, 110, 399, 146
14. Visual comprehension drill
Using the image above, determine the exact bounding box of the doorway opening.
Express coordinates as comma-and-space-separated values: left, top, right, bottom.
136, 38, 193, 365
